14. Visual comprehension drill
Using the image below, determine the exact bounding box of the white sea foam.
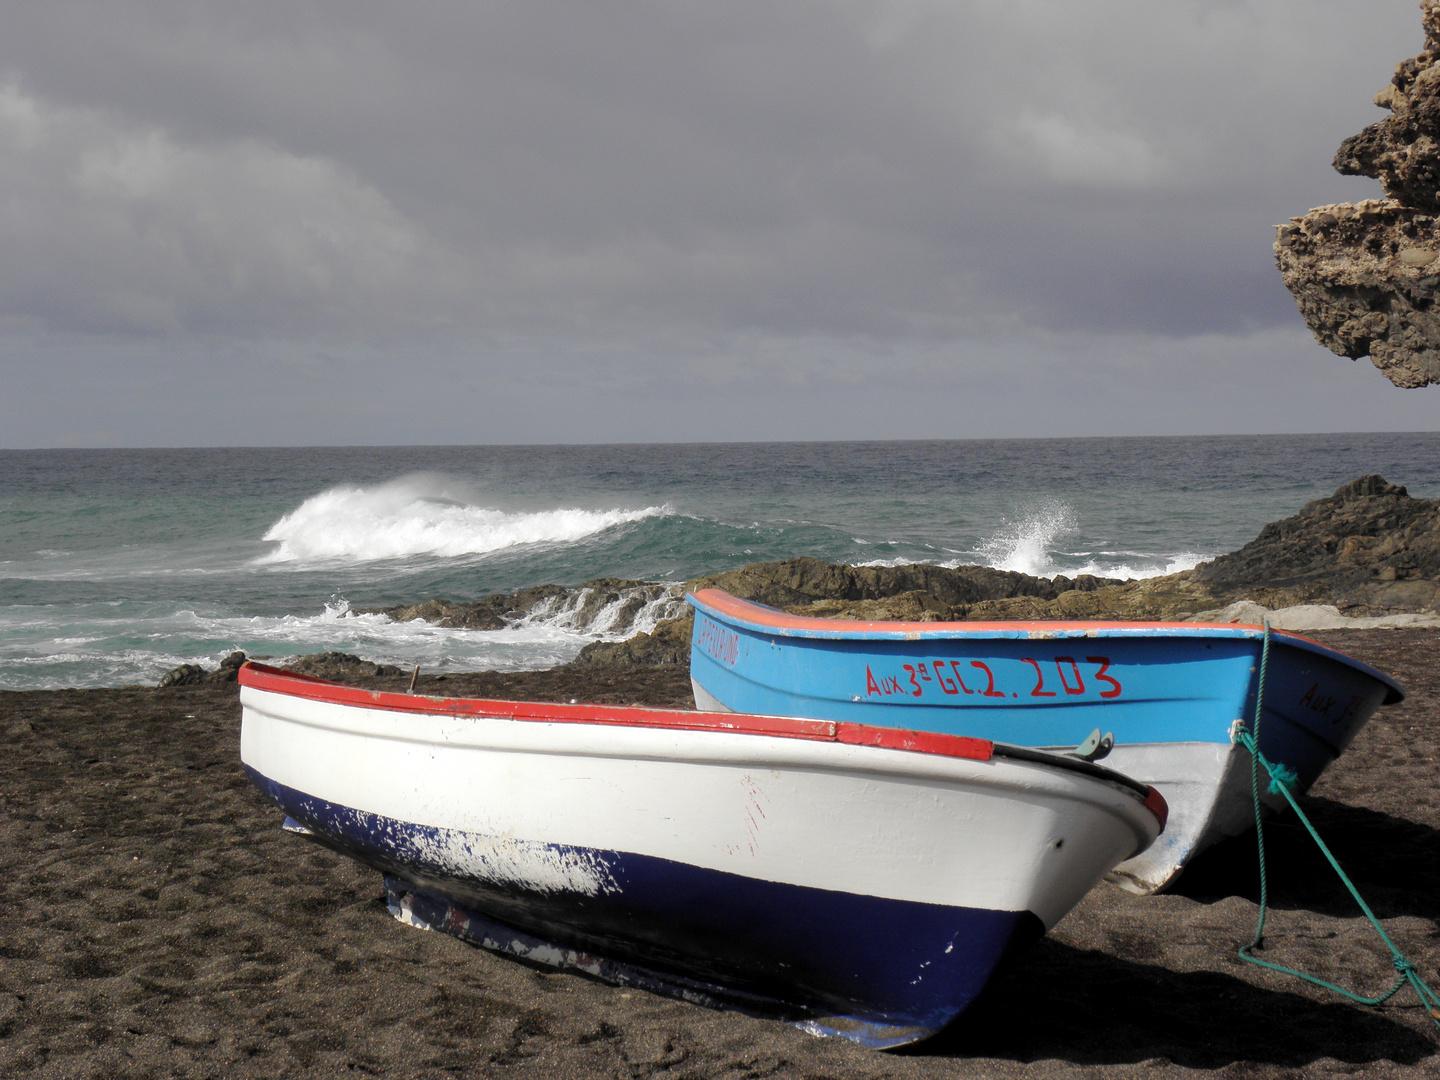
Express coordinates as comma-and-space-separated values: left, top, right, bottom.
1067, 552, 1210, 580
853, 504, 1209, 581
256, 476, 670, 566
977, 501, 1079, 577
517, 584, 687, 638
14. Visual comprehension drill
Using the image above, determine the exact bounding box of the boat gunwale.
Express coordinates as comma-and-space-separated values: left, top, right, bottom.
686, 589, 1405, 705
237, 661, 1164, 817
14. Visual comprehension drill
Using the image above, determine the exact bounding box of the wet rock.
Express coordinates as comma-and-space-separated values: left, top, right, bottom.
568, 614, 694, 669
1276, 1, 1440, 387
157, 663, 209, 688
347, 476, 1440, 672
210, 651, 247, 683
361, 580, 677, 636
281, 653, 406, 680
157, 652, 249, 688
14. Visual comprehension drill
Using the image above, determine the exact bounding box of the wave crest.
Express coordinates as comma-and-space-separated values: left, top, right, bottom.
257, 476, 670, 565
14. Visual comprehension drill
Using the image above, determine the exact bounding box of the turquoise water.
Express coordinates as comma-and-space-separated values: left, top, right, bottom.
3, 434, 1439, 689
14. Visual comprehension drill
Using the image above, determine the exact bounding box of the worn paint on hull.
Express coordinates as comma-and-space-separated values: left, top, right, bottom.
238, 661, 1162, 1047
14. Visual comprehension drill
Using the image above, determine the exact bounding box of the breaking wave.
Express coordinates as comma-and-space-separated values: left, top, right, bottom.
977, 501, 1079, 577
257, 476, 671, 566
972, 502, 1209, 580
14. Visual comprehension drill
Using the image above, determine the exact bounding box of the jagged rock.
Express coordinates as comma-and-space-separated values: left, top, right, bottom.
1275, 200, 1440, 387
687, 557, 1117, 612
157, 663, 209, 688
1333, 0, 1440, 211
347, 476, 1440, 673
209, 651, 247, 683
568, 614, 695, 669
1192, 474, 1440, 612
365, 586, 571, 630
157, 651, 249, 687
361, 579, 677, 635
1275, 0, 1440, 387
282, 652, 406, 680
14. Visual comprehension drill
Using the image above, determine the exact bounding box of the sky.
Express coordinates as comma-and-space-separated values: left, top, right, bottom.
2, 0, 1438, 448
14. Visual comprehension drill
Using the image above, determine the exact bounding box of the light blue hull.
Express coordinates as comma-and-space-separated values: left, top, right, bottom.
687, 589, 1404, 891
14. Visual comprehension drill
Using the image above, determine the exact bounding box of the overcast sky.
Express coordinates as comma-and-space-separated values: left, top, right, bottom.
2, 1, 1437, 447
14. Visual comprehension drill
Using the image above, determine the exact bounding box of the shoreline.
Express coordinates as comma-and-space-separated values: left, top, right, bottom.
3, 627, 1439, 1077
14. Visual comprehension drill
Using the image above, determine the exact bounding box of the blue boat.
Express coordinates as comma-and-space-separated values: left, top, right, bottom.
687, 588, 1404, 893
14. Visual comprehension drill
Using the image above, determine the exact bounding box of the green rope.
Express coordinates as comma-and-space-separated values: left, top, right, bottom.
1233, 620, 1440, 1024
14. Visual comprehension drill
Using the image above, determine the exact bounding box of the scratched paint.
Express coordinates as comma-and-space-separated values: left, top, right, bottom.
723, 772, 772, 858
294, 793, 620, 897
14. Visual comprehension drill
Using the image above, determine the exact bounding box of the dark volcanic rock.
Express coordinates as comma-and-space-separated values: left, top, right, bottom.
571, 560, 1127, 669
157, 663, 209, 688
363, 579, 676, 635
1193, 475, 1440, 612
282, 652, 406, 680
568, 613, 695, 669
301, 476, 1440, 675
157, 651, 249, 688
687, 557, 1116, 616
365, 587, 571, 630
1276, 0, 1440, 387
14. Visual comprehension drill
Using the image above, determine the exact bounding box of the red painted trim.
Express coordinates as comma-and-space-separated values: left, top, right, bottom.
1144, 786, 1170, 832
836, 723, 994, 761
687, 587, 1287, 636
237, 662, 995, 762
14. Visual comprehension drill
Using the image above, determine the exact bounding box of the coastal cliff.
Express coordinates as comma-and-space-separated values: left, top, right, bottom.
1275, 0, 1440, 387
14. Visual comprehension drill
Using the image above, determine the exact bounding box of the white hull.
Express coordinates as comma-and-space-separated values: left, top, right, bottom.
238, 663, 1164, 1046
241, 682, 1157, 926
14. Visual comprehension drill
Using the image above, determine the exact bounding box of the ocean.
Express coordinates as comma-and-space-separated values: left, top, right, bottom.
3, 433, 1439, 691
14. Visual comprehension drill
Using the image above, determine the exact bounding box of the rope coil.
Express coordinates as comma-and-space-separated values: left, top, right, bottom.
1233, 621, 1440, 1025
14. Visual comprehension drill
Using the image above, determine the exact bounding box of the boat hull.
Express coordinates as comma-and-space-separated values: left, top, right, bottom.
238, 662, 1162, 1047
687, 589, 1404, 893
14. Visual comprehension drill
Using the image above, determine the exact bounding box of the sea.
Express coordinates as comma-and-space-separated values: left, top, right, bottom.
3, 433, 1439, 691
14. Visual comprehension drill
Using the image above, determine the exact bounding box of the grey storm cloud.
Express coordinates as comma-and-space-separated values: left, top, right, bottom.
1, 1, 1435, 447
0, 1, 1416, 341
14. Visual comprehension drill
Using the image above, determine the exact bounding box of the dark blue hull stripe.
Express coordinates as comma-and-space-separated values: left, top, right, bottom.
246, 766, 1044, 1046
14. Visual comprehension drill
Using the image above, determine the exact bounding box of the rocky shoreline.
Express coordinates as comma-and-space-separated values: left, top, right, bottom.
13, 476, 1440, 1077
167, 475, 1438, 685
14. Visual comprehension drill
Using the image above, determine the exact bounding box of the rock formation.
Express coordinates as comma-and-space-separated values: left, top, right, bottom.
578, 475, 1440, 668
157, 650, 248, 687
158, 476, 1439, 682
1275, 0, 1440, 387
359, 579, 680, 635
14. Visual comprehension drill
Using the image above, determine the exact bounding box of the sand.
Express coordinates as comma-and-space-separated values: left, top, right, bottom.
3, 630, 1439, 1078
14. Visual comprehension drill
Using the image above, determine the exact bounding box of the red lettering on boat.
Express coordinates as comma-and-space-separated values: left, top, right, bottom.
1022, 658, 1056, 697
1055, 657, 1085, 696
1086, 656, 1121, 698
970, 661, 1006, 698
933, 661, 960, 695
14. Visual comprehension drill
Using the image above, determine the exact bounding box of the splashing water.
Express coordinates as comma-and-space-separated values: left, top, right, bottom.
978, 501, 1079, 577
257, 475, 671, 565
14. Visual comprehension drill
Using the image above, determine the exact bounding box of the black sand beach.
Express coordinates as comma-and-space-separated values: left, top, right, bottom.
3, 629, 1440, 1078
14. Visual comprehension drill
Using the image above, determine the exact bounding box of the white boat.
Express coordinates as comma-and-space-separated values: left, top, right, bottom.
238, 661, 1166, 1048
